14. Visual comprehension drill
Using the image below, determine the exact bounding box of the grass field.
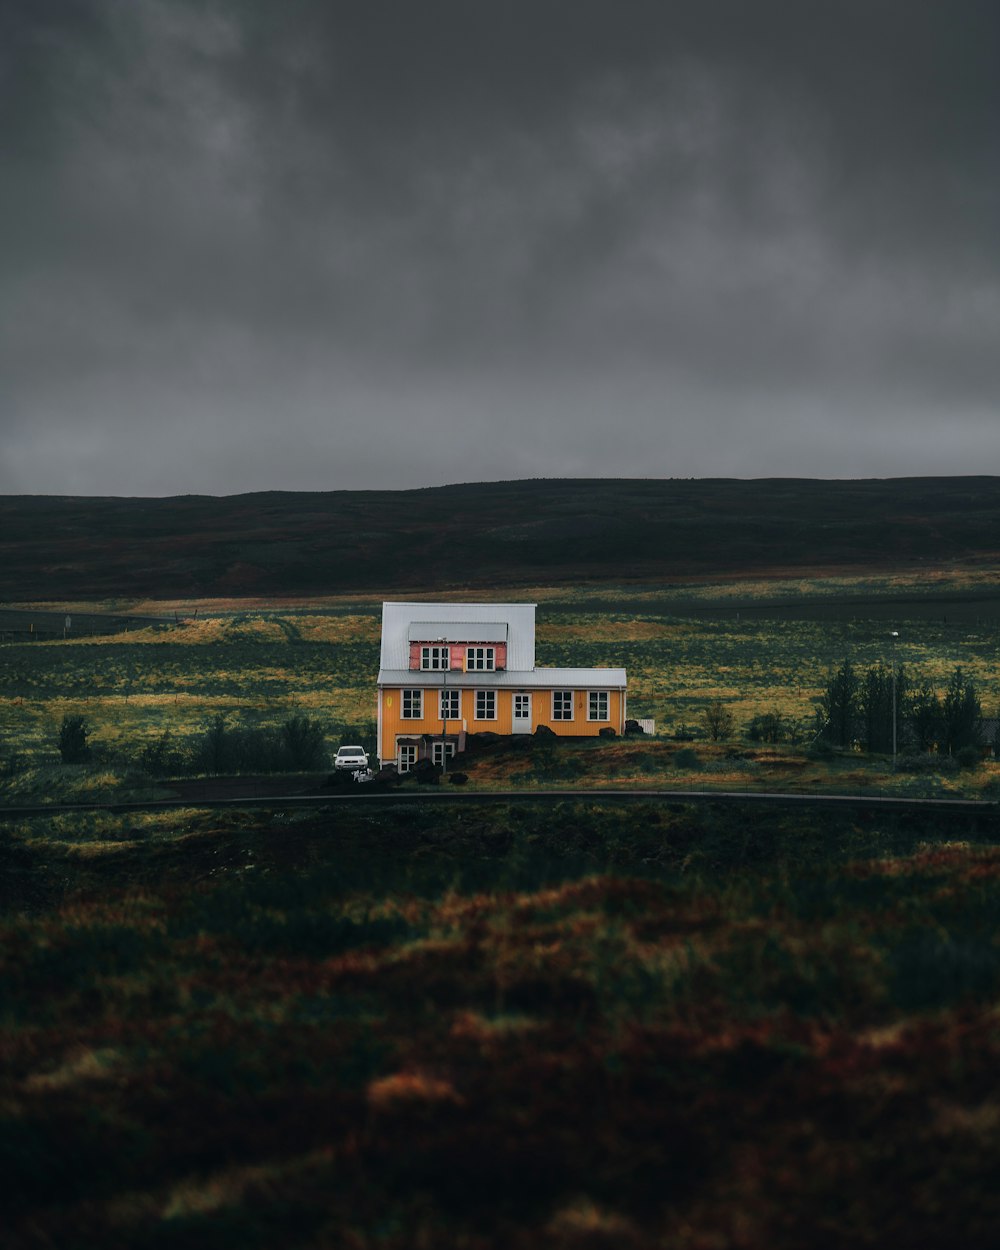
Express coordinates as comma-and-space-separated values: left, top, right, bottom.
2, 579, 999, 803
4, 575, 1000, 1245
4, 799, 1000, 1247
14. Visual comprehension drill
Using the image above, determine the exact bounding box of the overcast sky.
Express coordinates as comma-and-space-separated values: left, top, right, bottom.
2, 1, 998, 495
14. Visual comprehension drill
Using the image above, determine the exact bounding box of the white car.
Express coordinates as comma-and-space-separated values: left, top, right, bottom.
334, 745, 369, 772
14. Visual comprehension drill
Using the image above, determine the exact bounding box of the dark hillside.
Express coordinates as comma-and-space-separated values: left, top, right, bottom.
2, 477, 1000, 600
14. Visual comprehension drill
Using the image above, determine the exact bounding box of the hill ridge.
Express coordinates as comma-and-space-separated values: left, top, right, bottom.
3, 477, 999, 600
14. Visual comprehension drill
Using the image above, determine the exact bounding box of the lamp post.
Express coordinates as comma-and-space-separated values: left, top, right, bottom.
891, 631, 899, 768
438, 638, 449, 775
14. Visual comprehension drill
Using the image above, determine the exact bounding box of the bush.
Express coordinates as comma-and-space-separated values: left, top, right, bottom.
58, 715, 91, 764
673, 747, 703, 771
897, 752, 959, 775
747, 712, 786, 744
279, 715, 328, 771
136, 732, 186, 778
956, 745, 981, 771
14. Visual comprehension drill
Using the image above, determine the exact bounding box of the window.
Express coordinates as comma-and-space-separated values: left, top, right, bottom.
552, 690, 573, 721
466, 647, 495, 671
420, 646, 450, 671
439, 689, 460, 720
475, 690, 496, 720
398, 744, 417, 772
588, 691, 609, 721
401, 689, 423, 719
431, 742, 457, 767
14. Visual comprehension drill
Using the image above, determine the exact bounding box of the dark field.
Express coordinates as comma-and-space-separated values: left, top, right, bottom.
4, 800, 1000, 1248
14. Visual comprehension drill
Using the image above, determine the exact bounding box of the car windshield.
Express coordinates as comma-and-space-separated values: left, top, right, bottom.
340, 748, 364, 756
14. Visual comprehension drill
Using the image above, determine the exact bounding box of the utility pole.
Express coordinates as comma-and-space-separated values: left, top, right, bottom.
438, 637, 449, 775
891, 631, 899, 768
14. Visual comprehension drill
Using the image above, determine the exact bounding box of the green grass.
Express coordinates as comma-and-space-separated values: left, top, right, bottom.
3, 584, 1000, 803
4, 800, 1000, 1247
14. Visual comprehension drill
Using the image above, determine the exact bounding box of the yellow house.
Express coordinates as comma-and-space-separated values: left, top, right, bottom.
377, 602, 627, 770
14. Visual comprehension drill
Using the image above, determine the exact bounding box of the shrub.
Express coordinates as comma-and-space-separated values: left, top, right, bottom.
956, 745, 981, 771
280, 715, 328, 771
746, 712, 786, 744
58, 714, 91, 764
673, 747, 702, 771
897, 752, 959, 775
137, 732, 186, 778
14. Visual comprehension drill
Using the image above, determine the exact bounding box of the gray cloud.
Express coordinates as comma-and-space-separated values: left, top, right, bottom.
2, 1, 998, 494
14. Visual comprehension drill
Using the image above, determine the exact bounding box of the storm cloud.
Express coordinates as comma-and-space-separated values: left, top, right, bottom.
2, 1, 998, 494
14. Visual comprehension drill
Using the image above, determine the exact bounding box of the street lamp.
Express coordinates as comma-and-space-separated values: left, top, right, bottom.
437, 638, 450, 775
891, 631, 899, 768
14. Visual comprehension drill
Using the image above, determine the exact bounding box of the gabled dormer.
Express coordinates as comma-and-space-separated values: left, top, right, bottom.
408, 623, 508, 673
379, 602, 536, 674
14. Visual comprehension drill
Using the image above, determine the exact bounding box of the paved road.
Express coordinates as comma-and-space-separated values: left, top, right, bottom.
1, 788, 997, 821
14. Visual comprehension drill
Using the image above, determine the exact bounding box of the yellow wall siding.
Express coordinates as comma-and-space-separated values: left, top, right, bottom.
379, 686, 625, 759
533, 688, 625, 735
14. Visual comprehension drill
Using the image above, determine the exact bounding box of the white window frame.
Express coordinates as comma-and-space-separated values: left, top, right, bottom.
466, 646, 495, 671
475, 690, 497, 721
431, 742, 457, 767
552, 690, 573, 721
401, 689, 423, 719
420, 646, 450, 671
588, 690, 610, 722
398, 743, 417, 772
439, 689, 460, 720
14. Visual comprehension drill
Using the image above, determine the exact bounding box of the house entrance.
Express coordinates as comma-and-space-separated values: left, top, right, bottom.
512, 693, 532, 734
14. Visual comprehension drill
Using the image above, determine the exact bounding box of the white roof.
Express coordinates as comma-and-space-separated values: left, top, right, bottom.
376, 667, 627, 690
380, 602, 536, 670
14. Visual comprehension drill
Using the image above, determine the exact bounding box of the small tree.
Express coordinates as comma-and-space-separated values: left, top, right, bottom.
196, 714, 232, 774
58, 714, 91, 763
860, 663, 907, 754
818, 660, 859, 748
907, 681, 942, 752
702, 701, 735, 741
280, 715, 328, 771
940, 667, 981, 755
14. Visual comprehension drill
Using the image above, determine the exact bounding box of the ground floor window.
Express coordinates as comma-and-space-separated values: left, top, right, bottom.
475, 690, 496, 720
439, 689, 460, 720
431, 741, 457, 767
402, 689, 423, 718
588, 691, 610, 721
552, 690, 573, 721
397, 743, 417, 772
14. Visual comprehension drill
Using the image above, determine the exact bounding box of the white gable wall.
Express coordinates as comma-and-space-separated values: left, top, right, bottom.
380, 602, 537, 671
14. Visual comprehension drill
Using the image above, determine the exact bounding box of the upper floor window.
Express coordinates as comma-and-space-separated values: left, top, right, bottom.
439, 689, 460, 720
466, 647, 495, 671
421, 646, 450, 671
588, 691, 609, 721
552, 690, 573, 721
401, 689, 423, 719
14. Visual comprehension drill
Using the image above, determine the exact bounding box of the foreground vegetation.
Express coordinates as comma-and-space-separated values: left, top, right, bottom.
3, 565, 1000, 1245
4, 800, 1000, 1247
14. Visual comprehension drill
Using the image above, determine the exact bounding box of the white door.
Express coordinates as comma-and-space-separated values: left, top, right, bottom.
512, 693, 532, 734
397, 743, 417, 772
